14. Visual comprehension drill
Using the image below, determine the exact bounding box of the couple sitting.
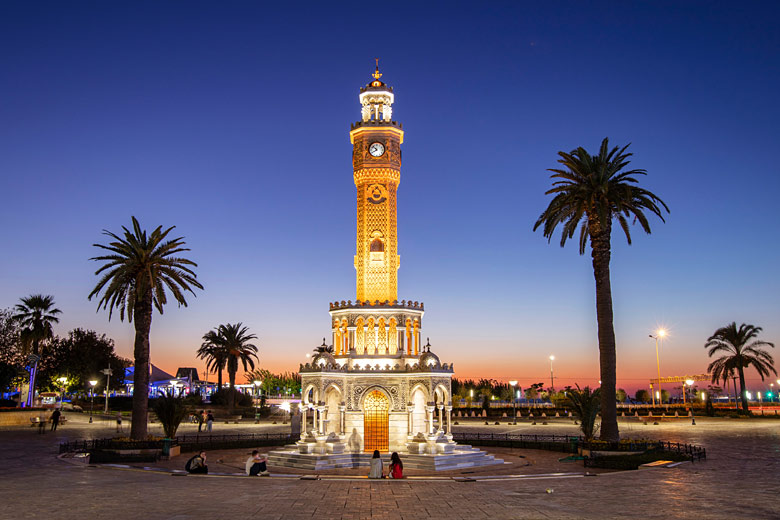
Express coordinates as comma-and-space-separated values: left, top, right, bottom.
368, 450, 403, 479
245, 450, 270, 476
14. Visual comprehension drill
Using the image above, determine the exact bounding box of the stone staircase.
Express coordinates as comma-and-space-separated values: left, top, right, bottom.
267, 445, 503, 472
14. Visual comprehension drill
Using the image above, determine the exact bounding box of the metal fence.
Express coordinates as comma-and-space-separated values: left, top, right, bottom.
451, 432, 706, 461
59, 432, 299, 455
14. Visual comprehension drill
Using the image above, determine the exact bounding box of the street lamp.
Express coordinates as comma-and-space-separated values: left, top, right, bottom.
101, 367, 113, 414
57, 377, 68, 409
549, 356, 555, 391
88, 380, 98, 423
253, 379, 263, 421
509, 380, 518, 424
649, 329, 666, 403
685, 379, 696, 425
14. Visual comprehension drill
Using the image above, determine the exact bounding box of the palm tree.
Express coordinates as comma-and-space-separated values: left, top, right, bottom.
564, 385, 601, 441
534, 138, 669, 442
197, 334, 228, 390
13, 294, 62, 406
705, 322, 776, 413
89, 216, 203, 440
202, 323, 258, 412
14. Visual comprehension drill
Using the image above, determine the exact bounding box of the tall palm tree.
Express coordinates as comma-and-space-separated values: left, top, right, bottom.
197, 332, 228, 390
89, 216, 203, 440
705, 322, 776, 413
13, 294, 62, 406
202, 323, 258, 411
534, 138, 669, 442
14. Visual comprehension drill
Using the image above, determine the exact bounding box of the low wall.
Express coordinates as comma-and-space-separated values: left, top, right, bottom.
0, 409, 49, 426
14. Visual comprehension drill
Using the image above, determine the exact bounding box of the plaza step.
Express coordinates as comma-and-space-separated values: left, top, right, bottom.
266, 448, 504, 471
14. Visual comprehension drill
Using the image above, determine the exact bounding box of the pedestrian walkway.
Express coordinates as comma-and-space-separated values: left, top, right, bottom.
2, 414, 779, 519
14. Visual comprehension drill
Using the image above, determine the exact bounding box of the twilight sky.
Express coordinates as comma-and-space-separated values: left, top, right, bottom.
1, 1, 779, 394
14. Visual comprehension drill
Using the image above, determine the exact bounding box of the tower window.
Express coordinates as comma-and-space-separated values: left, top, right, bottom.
370, 239, 384, 252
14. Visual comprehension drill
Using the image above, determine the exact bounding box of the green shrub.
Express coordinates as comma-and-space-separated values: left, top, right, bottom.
209, 389, 253, 407
151, 396, 189, 438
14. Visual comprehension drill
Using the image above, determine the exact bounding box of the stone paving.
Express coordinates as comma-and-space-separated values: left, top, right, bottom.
1, 413, 779, 519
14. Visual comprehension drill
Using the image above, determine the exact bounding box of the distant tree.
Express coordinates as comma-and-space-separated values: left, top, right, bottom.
660, 389, 670, 403
36, 329, 129, 393
707, 385, 723, 398
197, 334, 227, 390
13, 294, 62, 406
534, 138, 668, 441
201, 323, 258, 412
634, 389, 650, 403
89, 216, 203, 440
705, 322, 776, 413
615, 388, 628, 403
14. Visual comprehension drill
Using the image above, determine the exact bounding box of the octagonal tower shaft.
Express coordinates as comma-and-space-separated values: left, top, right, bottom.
350, 70, 404, 303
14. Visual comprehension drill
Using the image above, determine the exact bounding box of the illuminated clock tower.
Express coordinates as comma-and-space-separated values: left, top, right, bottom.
351, 63, 403, 303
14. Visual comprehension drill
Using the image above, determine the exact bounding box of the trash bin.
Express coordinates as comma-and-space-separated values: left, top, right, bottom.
162, 438, 172, 457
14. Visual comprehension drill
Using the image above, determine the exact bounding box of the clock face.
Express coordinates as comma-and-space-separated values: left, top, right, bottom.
368, 142, 385, 157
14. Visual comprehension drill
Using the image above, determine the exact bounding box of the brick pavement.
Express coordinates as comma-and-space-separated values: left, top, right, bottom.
1, 414, 779, 519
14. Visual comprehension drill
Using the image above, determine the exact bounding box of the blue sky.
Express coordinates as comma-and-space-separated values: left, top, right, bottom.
1, 1, 779, 393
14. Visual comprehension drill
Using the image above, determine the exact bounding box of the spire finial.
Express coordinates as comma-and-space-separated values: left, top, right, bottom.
372, 58, 382, 80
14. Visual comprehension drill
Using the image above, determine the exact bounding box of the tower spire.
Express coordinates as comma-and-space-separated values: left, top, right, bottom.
372, 58, 382, 81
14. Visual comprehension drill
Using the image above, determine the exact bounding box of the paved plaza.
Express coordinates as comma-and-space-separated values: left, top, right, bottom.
1, 414, 778, 519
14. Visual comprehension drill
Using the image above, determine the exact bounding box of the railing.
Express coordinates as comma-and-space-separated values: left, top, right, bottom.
59, 433, 300, 455
450, 432, 706, 461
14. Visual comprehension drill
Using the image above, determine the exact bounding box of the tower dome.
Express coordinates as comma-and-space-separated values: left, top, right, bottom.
418, 339, 440, 368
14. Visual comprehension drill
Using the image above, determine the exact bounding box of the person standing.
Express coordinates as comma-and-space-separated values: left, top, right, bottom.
368, 450, 383, 479
388, 452, 403, 479
206, 411, 214, 432
50, 409, 61, 432
245, 450, 270, 476
116, 412, 123, 433
197, 410, 205, 432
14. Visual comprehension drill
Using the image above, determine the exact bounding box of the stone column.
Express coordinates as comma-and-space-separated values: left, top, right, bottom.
339, 404, 346, 435
445, 406, 453, 434
301, 407, 307, 435
317, 405, 326, 435
407, 404, 414, 436
437, 405, 444, 432
426, 405, 435, 435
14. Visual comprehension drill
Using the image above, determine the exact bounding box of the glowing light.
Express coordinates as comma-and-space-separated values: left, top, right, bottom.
701, 392, 706, 401
89, 380, 97, 387
685, 379, 695, 386
280, 401, 291, 412
253, 380, 262, 386
509, 380, 518, 387
549, 355, 555, 361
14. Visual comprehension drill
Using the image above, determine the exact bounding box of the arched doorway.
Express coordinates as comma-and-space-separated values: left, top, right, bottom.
363, 390, 389, 452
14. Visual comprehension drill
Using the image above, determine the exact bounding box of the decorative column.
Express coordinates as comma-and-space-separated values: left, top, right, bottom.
317, 405, 326, 435
426, 405, 435, 435
407, 403, 414, 436
445, 405, 453, 435
437, 404, 444, 433
339, 404, 346, 435
301, 407, 307, 435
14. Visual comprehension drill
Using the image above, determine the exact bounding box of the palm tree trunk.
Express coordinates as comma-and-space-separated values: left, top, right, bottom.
737, 365, 749, 413
217, 366, 223, 390
590, 224, 619, 442
228, 366, 236, 412
130, 294, 153, 440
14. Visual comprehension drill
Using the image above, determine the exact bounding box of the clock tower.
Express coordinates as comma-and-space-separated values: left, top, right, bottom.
350, 62, 404, 303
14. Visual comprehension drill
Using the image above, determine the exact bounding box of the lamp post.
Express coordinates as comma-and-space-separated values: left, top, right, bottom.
509, 380, 518, 424
549, 356, 555, 392
253, 379, 262, 421
101, 367, 113, 414
649, 329, 666, 403
685, 379, 696, 425
89, 380, 97, 423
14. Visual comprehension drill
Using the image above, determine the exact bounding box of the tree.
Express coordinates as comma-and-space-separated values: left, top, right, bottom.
201, 323, 258, 412
152, 395, 189, 438
13, 294, 62, 406
564, 386, 601, 440
197, 334, 227, 390
89, 216, 203, 440
634, 389, 650, 403
36, 329, 129, 394
616, 388, 628, 403
705, 322, 776, 413
534, 138, 669, 441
